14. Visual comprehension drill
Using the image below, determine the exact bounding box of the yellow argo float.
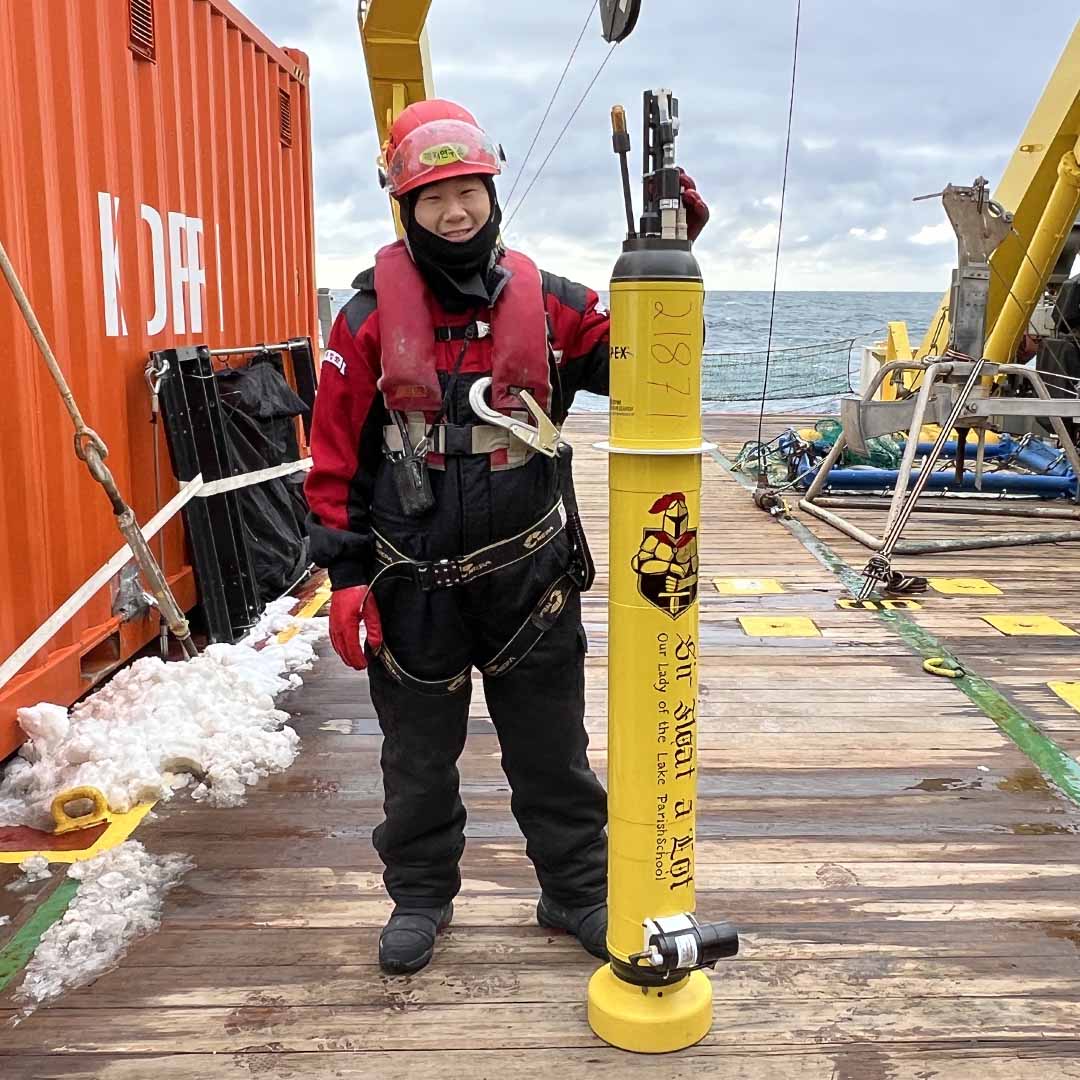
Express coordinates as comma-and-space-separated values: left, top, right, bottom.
590, 91, 738, 1054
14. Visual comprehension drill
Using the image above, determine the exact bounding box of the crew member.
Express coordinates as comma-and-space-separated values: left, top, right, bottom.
305, 99, 708, 974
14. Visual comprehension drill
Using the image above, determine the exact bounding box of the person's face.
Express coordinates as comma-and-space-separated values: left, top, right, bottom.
412, 175, 492, 242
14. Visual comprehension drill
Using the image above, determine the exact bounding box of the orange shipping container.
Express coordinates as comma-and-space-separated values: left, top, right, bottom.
0, 0, 318, 757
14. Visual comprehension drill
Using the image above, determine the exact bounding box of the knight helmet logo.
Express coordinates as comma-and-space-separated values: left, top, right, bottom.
631, 492, 699, 619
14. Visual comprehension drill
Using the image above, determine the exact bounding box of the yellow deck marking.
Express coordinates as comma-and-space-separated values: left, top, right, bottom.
983, 614, 1077, 637
929, 578, 1003, 596
1049, 682, 1080, 714
0, 803, 155, 865
276, 583, 332, 644
713, 578, 785, 595
837, 598, 922, 611
738, 616, 821, 638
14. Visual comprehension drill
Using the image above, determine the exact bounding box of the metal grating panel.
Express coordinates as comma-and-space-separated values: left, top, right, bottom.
128, 0, 156, 61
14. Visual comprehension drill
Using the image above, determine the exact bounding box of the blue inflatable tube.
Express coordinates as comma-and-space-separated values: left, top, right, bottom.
798, 466, 1076, 498
910, 435, 1071, 476
913, 439, 1010, 460
810, 438, 1012, 460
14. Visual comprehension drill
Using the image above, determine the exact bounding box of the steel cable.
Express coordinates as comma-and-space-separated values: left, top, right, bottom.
502, 0, 599, 212
504, 43, 618, 230
754, 0, 803, 477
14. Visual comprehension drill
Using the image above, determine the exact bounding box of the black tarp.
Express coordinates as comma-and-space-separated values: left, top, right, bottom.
215, 355, 311, 602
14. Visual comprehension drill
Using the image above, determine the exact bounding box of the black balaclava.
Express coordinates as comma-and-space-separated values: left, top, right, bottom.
402, 176, 503, 312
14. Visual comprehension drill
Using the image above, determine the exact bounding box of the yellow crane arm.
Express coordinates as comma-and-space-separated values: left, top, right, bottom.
918, 19, 1080, 359
357, 0, 435, 234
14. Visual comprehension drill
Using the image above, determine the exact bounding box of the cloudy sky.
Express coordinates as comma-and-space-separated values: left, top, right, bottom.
236, 0, 1076, 292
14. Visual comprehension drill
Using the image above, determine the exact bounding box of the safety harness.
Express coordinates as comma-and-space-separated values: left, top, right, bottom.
370, 446, 594, 695
367, 242, 594, 694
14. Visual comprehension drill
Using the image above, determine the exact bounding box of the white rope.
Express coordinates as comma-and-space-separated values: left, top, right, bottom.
198, 457, 312, 497
0, 456, 314, 693
0, 478, 202, 693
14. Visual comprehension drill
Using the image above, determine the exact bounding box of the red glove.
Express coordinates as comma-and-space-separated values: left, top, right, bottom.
329, 586, 383, 671
679, 170, 709, 243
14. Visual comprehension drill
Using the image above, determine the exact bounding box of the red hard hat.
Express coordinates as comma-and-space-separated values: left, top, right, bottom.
382, 99, 502, 198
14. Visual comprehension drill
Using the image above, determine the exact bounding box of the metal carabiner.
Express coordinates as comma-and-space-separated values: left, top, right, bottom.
144, 354, 169, 419
468, 376, 562, 458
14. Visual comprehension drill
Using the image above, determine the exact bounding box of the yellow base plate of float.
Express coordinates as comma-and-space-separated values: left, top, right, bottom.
713, 578, 785, 595
929, 578, 1003, 596
982, 614, 1077, 637
588, 966, 713, 1053
738, 616, 821, 637
1049, 682, 1080, 713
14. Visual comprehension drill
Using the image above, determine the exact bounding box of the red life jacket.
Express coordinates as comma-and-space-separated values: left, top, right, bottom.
374, 240, 551, 417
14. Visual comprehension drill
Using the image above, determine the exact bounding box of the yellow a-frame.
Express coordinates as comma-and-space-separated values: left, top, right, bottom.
911, 19, 1080, 366
357, 0, 435, 237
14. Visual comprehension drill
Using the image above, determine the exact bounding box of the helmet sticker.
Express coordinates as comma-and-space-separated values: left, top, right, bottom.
384, 117, 503, 197
419, 143, 469, 167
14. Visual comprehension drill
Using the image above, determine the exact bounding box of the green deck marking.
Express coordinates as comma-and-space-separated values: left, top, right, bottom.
0, 879, 78, 994
710, 448, 1080, 808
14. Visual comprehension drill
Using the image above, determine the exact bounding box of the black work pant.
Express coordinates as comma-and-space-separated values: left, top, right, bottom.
367, 576, 608, 909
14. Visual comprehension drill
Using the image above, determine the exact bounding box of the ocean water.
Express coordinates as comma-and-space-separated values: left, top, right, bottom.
327, 289, 941, 414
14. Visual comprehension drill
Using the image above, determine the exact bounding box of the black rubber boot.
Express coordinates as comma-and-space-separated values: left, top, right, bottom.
536, 895, 608, 960
379, 902, 454, 975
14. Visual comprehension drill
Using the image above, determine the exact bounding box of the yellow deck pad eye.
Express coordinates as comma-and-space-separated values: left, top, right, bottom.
929, 578, 1003, 596
713, 578, 785, 595
51, 787, 109, 835
1049, 682, 1080, 713
982, 614, 1077, 636
738, 616, 821, 637
924, 656, 964, 679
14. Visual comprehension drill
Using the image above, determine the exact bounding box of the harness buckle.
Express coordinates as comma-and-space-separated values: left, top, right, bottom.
416, 557, 464, 592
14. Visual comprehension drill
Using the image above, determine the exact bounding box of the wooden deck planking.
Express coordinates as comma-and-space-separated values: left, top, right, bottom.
10, 1048, 1080, 1080
712, 413, 1080, 760
2, 412, 1080, 1076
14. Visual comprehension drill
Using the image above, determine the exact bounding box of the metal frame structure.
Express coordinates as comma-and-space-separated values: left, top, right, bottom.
800, 356, 1080, 555
153, 338, 318, 643
799, 22, 1080, 564
800, 175, 1080, 559
156, 346, 264, 644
